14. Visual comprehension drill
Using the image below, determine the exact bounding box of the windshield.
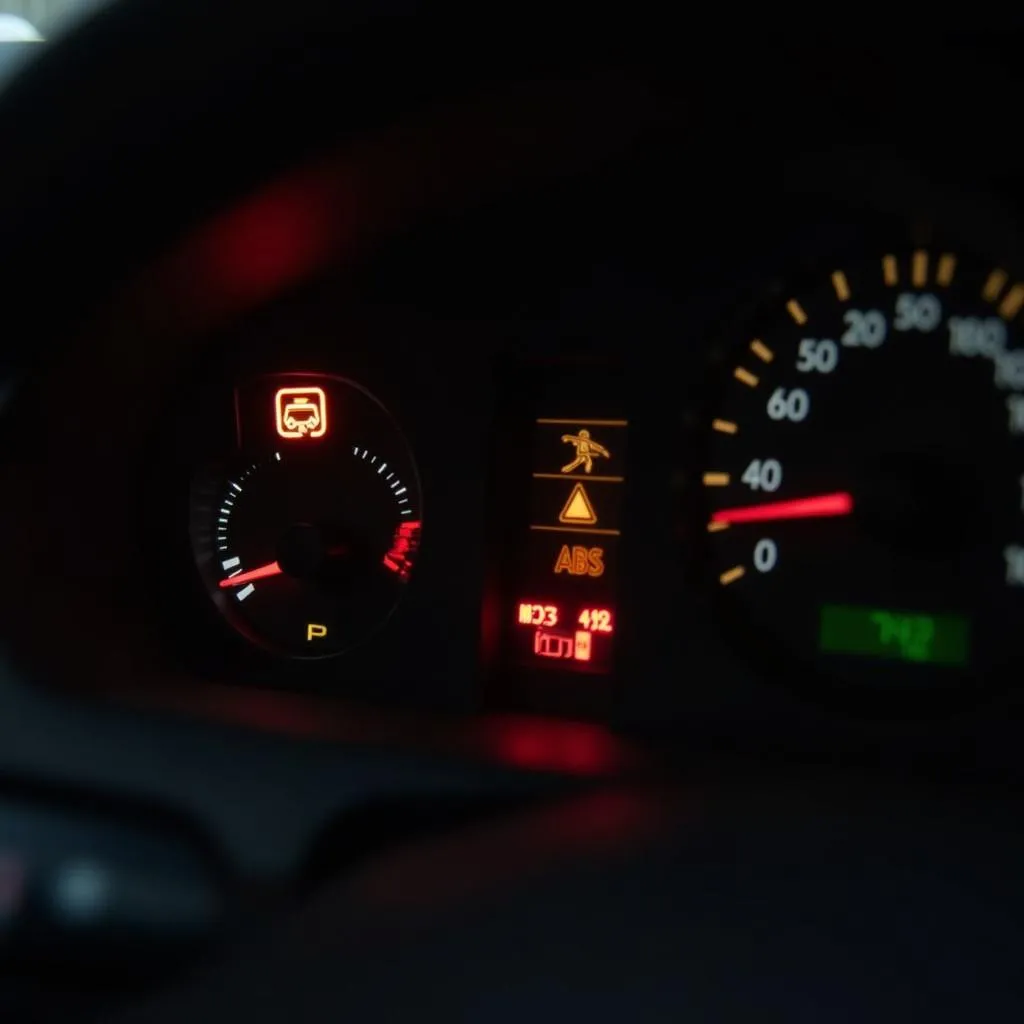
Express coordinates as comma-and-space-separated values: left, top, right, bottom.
0, 0, 104, 39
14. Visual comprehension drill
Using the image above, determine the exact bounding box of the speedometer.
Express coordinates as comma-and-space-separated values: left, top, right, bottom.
703, 248, 1024, 711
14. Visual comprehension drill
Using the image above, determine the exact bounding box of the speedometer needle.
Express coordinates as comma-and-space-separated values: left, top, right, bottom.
219, 561, 283, 588
711, 491, 854, 525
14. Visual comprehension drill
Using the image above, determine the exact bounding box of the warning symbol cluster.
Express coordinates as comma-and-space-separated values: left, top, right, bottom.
531, 420, 626, 534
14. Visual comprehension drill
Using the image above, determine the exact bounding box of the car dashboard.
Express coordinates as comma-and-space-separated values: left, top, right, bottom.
0, 21, 1023, 965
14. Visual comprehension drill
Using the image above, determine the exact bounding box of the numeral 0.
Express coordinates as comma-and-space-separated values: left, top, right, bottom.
753, 539, 777, 572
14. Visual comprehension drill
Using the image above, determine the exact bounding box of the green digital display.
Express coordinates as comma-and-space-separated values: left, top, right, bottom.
819, 605, 970, 667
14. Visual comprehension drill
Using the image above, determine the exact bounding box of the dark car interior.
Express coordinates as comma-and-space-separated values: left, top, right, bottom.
1, 7, 1023, 1020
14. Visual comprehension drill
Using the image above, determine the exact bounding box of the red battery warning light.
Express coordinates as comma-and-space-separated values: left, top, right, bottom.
532, 628, 592, 661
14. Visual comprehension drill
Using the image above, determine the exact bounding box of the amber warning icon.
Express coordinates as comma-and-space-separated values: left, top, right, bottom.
560, 428, 610, 474
558, 482, 597, 525
275, 386, 328, 439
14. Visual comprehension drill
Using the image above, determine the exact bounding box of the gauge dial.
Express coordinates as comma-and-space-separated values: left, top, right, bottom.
190, 374, 421, 659
704, 249, 1024, 708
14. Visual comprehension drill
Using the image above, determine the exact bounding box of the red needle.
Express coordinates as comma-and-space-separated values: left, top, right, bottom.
218, 561, 283, 588
712, 491, 854, 525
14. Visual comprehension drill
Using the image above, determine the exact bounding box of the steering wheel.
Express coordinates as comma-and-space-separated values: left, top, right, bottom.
1, 4, 1022, 1020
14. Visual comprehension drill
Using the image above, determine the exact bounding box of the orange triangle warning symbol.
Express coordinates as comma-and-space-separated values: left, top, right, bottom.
558, 482, 597, 525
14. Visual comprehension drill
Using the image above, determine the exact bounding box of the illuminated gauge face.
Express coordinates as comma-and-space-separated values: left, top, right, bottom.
703, 250, 1024, 710
190, 375, 421, 659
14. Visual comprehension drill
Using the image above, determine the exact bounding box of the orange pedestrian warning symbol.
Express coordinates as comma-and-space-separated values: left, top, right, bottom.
558, 482, 597, 525
560, 428, 610, 474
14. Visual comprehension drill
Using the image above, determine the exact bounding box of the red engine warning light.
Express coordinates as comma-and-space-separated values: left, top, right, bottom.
275, 386, 327, 439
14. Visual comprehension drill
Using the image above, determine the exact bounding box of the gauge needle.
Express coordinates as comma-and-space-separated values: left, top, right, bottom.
218, 561, 283, 588
712, 491, 854, 525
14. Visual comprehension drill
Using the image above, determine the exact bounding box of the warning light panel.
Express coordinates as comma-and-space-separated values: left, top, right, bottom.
491, 361, 628, 689
501, 412, 628, 676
